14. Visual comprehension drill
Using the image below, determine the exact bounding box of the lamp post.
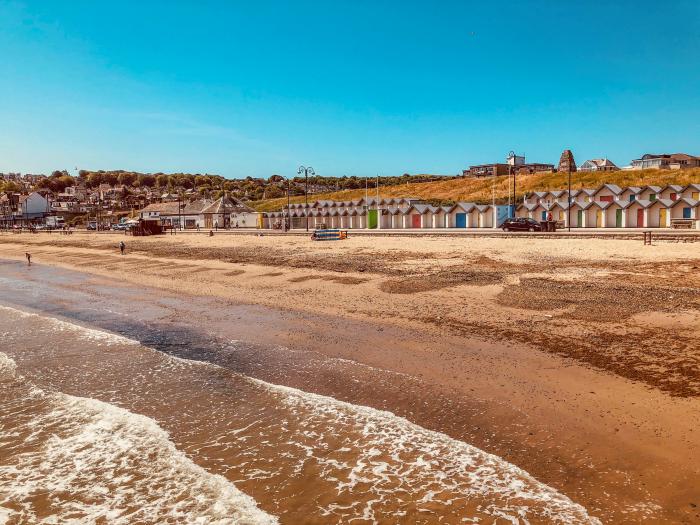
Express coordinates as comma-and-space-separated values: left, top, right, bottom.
282, 175, 291, 232
297, 165, 315, 231
567, 167, 572, 232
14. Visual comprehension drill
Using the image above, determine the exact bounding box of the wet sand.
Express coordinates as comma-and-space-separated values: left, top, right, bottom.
1, 233, 700, 522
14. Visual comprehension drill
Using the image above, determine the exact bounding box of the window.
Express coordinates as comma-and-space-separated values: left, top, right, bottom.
670, 193, 677, 201
629, 194, 636, 202
649, 194, 656, 201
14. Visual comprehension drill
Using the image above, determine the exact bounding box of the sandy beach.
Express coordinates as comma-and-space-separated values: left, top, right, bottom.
1, 231, 699, 523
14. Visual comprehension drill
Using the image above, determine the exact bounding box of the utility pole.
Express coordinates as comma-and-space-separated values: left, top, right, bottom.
365, 176, 369, 229
376, 175, 380, 229
286, 177, 291, 232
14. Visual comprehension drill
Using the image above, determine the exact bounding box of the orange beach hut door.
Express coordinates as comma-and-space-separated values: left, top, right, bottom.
637, 209, 644, 227
659, 208, 667, 227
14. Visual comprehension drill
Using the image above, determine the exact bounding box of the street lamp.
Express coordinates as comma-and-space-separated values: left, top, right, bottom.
567, 167, 572, 232
297, 165, 315, 231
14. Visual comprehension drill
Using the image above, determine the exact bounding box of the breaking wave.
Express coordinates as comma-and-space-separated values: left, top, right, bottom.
0, 352, 276, 525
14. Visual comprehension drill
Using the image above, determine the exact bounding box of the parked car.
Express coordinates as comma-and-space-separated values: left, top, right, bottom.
501, 217, 543, 232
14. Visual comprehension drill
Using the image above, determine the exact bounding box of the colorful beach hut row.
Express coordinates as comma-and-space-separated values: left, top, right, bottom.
519, 183, 700, 228
262, 201, 504, 230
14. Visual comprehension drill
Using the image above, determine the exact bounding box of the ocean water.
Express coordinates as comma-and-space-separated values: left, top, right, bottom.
0, 303, 600, 524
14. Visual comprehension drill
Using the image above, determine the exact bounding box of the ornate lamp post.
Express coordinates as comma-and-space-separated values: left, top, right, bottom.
297, 165, 315, 231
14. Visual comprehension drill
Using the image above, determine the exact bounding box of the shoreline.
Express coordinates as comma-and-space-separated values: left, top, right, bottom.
1, 234, 699, 522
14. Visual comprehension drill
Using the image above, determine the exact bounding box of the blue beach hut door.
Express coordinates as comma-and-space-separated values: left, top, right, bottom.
455, 213, 466, 228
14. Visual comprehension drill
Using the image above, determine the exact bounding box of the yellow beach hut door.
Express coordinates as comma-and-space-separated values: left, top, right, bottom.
659, 208, 667, 227
595, 210, 603, 227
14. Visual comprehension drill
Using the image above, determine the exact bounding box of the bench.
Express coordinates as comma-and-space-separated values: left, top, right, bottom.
670, 218, 694, 230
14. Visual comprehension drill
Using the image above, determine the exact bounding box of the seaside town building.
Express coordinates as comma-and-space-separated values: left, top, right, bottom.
139, 196, 260, 229
464, 153, 554, 177
630, 153, 700, 170
579, 158, 619, 172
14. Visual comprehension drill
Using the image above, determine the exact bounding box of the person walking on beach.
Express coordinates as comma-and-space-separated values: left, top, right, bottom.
25, 252, 31, 266
119, 240, 126, 255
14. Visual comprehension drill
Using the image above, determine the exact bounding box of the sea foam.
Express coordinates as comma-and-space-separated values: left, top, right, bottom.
0, 351, 277, 525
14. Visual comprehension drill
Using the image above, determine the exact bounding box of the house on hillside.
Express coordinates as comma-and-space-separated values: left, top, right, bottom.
579, 158, 619, 172
630, 153, 700, 170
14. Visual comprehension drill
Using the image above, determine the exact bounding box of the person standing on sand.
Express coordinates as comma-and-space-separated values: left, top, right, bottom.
119, 241, 125, 255
25, 252, 31, 266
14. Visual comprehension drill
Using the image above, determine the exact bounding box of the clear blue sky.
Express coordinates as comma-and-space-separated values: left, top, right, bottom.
1, 1, 699, 178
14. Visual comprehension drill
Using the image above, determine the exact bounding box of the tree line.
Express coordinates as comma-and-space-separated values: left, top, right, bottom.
2, 169, 454, 202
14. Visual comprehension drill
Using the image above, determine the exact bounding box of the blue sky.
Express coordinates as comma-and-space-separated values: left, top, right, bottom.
1, 1, 699, 178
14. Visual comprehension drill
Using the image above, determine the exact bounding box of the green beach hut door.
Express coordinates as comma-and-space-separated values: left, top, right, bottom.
367, 209, 378, 229
577, 209, 583, 227
615, 209, 622, 227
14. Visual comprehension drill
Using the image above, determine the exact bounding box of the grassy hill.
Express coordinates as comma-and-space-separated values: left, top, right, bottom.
250, 168, 700, 212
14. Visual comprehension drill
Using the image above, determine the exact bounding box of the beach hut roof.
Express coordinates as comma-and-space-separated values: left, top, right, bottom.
410, 203, 432, 214
684, 183, 700, 192
594, 183, 623, 195
594, 201, 614, 210
450, 201, 476, 213
522, 202, 539, 211
628, 198, 654, 209
475, 204, 491, 212
643, 185, 662, 193
670, 197, 699, 208
625, 186, 644, 194
653, 198, 675, 208
550, 190, 565, 198
662, 184, 684, 192
140, 202, 182, 215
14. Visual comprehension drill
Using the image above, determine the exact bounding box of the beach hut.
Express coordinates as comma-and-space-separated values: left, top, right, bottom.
431, 206, 450, 228
574, 188, 596, 205
566, 201, 589, 228
402, 204, 427, 228
645, 199, 673, 228
445, 202, 475, 228
531, 191, 550, 205
641, 186, 663, 202
580, 201, 608, 228
602, 200, 627, 228
625, 199, 653, 228
668, 197, 699, 226
619, 186, 644, 203
682, 184, 700, 201
659, 185, 684, 201
591, 184, 623, 203
382, 206, 400, 229
474, 205, 492, 228
517, 202, 538, 220
549, 201, 570, 226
